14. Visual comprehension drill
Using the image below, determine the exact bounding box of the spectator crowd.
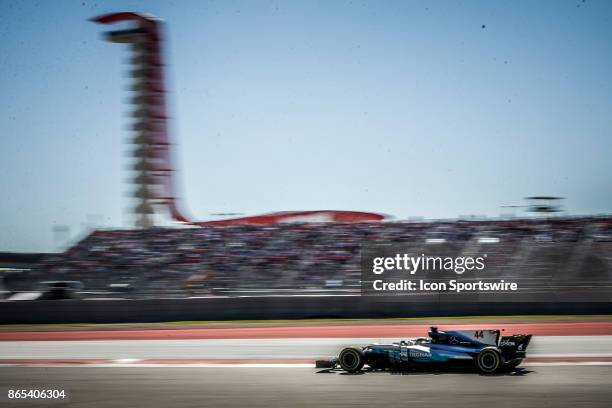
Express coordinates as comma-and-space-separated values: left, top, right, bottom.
19, 217, 612, 298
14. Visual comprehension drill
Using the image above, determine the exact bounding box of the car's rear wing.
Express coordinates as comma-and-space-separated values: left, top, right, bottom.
499, 334, 532, 359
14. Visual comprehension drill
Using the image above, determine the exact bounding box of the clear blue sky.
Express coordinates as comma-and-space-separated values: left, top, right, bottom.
1, 0, 611, 252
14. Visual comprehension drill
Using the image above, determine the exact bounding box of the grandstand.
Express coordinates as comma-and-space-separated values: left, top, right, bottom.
5, 217, 610, 299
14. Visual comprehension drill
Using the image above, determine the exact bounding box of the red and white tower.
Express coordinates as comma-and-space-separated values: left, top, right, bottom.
93, 12, 189, 228
93, 12, 386, 227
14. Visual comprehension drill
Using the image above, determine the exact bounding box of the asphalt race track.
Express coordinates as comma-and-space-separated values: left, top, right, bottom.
1, 366, 612, 407
2, 323, 612, 407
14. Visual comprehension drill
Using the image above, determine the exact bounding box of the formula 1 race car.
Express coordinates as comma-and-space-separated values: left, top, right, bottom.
316, 327, 532, 374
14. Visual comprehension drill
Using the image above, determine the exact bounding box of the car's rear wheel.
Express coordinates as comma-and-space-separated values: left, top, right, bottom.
476, 348, 502, 374
338, 347, 365, 372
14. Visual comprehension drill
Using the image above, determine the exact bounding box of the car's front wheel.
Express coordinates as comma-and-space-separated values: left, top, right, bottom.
476, 348, 502, 374
338, 347, 365, 372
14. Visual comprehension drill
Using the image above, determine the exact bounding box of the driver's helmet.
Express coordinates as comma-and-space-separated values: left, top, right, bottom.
428, 326, 448, 343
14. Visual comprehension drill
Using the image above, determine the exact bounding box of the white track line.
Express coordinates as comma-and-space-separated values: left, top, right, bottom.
531, 353, 612, 357
113, 358, 142, 364
1, 362, 612, 368
0, 363, 316, 368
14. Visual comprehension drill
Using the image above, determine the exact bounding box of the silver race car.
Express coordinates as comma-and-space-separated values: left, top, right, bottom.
316, 326, 532, 374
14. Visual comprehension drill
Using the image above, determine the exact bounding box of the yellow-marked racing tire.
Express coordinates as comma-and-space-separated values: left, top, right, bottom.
477, 348, 502, 374
338, 347, 365, 372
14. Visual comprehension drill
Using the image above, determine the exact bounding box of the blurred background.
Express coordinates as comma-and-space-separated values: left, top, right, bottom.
0, 0, 611, 309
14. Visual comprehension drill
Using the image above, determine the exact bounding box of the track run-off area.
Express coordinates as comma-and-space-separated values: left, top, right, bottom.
2, 320, 612, 407
1, 321, 612, 366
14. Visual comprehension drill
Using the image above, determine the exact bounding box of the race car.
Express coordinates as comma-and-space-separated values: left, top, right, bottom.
316, 326, 532, 374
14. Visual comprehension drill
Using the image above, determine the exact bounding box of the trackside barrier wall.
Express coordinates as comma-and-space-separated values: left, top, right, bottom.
0, 297, 611, 324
